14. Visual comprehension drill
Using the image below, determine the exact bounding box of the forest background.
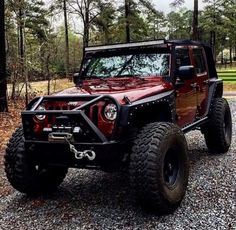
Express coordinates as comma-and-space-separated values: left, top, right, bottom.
1, 0, 236, 111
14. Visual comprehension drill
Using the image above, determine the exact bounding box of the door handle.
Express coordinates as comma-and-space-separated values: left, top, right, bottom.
175, 79, 185, 89
190, 83, 198, 88
203, 80, 209, 85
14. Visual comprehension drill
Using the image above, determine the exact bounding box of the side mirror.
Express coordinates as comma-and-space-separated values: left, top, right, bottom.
73, 73, 80, 85
178, 65, 195, 81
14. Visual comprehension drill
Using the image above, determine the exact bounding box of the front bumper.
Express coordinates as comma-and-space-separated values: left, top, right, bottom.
22, 95, 125, 168
25, 140, 123, 168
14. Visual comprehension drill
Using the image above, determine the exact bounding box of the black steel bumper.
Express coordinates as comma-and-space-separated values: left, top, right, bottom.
22, 95, 125, 168
22, 95, 122, 142
25, 140, 123, 168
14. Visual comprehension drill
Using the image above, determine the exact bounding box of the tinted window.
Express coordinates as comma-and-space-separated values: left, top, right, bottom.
175, 47, 191, 68
192, 48, 206, 74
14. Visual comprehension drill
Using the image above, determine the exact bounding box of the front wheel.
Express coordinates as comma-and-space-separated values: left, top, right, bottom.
130, 122, 189, 215
203, 98, 232, 154
4, 127, 68, 195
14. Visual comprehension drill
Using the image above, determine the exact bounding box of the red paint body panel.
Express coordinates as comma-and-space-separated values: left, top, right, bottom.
51, 77, 173, 137
175, 46, 197, 127
176, 79, 197, 127
56, 77, 174, 105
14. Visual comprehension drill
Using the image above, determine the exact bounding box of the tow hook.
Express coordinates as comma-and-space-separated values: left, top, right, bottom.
66, 138, 96, 161
74, 150, 96, 161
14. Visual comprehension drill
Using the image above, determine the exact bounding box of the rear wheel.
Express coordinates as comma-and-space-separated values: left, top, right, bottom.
130, 122, 189, 214
4, 127, 68, 195
203, 98, 232, 154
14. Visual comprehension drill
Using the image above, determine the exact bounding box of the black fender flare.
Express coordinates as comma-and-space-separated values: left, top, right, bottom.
207, 79, 223, 115
119, 90, 176, 127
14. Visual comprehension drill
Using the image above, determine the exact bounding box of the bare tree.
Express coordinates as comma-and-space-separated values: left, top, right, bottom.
18, 0, 28, 105
0, 0, 8, 112
63, 0, 70, 79
68, 0, 100, 49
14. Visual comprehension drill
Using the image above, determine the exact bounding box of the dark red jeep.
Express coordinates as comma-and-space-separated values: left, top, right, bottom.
5, 40, 232, 214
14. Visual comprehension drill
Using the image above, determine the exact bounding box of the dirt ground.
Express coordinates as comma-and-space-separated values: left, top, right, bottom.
0, 100, 23, 165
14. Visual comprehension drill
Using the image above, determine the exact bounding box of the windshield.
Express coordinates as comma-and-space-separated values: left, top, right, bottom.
82, 52, 170, 79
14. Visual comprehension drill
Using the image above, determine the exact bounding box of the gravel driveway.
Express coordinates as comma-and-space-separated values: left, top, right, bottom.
0, 101, 235, 230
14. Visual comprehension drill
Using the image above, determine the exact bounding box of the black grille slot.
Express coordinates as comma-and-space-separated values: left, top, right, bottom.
69, 105, 75, 110
92, 106, 98, 126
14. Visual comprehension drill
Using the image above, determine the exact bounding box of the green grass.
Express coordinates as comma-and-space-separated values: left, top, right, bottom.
216, 66, 236, 71
218, 73, 236, 75
217, 70, 236, 74
217, 70, 236, 83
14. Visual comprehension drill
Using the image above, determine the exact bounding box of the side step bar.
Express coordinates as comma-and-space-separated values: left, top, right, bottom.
182, 117, 209, 133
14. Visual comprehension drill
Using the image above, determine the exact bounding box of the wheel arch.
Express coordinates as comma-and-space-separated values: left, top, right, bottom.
129, 102, 174, 127
206, 79, 223, 116
118, 90, 176, 128
213, 81, 223, 98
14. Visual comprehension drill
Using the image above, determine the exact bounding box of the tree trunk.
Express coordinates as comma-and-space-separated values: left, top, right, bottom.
63, 0, 70, 79
82, 5, 90, 57
125, 0, 131, 42
230, 44, 232, 65
192, 0, 198, 40
18, 6, 28, 106
210, 31, 216, 61
47, 63, 50, 95
19, 9, 24, 61
0, 0, 8, 112
84, 7, 89, 48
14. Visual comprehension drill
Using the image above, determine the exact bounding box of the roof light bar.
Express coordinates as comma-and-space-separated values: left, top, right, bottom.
85, 40, 166, 52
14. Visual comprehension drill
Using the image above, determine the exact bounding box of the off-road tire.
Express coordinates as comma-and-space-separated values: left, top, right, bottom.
203, 98, 232, 154
130, 122, 189, 215
4, 127, 68, 195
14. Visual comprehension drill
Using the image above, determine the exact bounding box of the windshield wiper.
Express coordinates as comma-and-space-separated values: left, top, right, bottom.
84, 76, 109, 82
116, 55, 134, 77
116, 74, 145, 81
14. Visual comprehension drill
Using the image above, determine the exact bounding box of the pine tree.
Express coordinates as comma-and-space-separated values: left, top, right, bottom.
92, 0, 116, 44
171, 0, 199, 40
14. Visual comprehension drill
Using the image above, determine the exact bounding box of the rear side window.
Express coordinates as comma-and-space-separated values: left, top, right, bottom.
175, 47, 191, 68
192, 48, 206, 74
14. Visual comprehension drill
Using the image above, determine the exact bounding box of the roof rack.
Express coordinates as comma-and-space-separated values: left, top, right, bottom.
85, 40, 166, 52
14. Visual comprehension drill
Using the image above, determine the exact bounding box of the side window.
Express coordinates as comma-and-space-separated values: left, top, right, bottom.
175, 47, 191, 68
192, 48, 206, 74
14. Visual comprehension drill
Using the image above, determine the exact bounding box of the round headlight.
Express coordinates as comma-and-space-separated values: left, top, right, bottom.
35, 105, 46, 121
104, 104, 117, 121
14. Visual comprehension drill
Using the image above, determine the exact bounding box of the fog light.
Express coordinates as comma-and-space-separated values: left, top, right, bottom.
35, 105, 46, 121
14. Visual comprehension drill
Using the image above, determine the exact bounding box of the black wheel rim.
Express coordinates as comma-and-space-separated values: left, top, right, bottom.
33, 164, 49, 178
163, 148, 179, 187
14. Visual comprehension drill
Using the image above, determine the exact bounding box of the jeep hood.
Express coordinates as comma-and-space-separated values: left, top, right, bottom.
56, 77, 173, 105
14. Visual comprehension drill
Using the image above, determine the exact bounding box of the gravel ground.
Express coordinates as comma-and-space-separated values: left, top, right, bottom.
0, 101, 235, 230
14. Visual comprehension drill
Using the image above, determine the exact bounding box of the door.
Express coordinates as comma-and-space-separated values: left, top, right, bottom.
175, 46, 198, 127
191, 47, 209, 118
